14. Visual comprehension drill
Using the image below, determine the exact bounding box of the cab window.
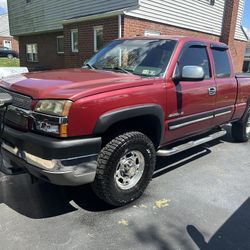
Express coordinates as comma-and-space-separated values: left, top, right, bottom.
178, 46, 211, 79
212, 49, 231, 78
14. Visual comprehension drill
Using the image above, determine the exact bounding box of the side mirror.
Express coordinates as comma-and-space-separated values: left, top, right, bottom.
0, 93, 13, 108
181, 66, 205, 81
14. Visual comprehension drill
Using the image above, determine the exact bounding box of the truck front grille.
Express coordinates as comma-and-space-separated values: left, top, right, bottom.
0, 87, 32, 110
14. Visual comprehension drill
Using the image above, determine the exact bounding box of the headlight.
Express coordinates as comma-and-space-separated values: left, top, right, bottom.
33, 100, 72, 137
35, 100, 72, 116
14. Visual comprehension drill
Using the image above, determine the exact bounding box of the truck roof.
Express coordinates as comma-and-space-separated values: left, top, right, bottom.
119, 35, 226, 46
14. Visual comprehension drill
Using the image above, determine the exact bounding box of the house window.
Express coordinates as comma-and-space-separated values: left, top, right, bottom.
208, 0, 215, 5
26, 44, 38, 62
246, 48, 250, 54
71, 29, 79, 53
94, 26, 104, 52
3, 40, 12, 49
144, 30, 161, 36
57, 36, 64, 54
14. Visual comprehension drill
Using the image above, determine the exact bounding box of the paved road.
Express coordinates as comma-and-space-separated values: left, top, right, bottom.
0, 127, 250, 250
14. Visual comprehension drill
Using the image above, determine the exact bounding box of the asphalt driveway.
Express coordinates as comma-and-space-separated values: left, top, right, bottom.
0, 126, 250, 250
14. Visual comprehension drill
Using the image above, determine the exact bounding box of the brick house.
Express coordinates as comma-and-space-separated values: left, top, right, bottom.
0, 13, 18, 52
7, 0, 248, 71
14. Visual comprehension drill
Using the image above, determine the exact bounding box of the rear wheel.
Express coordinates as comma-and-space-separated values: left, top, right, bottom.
92, 131, 156, 206
231, 111, 250, 142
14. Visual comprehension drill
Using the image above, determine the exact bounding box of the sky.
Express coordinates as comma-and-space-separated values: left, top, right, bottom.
0, 0, 249, 36
0, 0, 7, 15
243, 0, 250, 38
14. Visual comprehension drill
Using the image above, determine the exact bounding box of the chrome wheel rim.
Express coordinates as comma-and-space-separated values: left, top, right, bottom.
246, 116, 250, 138
114, 150, 145, 190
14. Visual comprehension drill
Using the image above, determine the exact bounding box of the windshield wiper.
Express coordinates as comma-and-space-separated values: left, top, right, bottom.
102, 66, 132, 74
82, 63, 97, 70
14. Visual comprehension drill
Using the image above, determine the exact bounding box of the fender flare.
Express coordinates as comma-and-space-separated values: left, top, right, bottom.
93, 104, 165, 144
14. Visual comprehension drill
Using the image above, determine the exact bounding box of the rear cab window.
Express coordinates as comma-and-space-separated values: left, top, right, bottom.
211, 45, 232, 78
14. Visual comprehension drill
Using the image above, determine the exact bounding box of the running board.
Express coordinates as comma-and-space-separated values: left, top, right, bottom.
157, 130, 227, 157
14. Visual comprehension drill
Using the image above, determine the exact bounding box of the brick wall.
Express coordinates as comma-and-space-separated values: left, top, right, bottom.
0, 36, 19, 52
123, 16, 220, 41
19, 32, 64, 70
63, 16, 119, 68
123, 15, 246, 72
230, 39, 247, 72
219, 0, 247, 72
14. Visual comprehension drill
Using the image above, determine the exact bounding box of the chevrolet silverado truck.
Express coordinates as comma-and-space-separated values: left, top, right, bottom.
0, 36, 250, 206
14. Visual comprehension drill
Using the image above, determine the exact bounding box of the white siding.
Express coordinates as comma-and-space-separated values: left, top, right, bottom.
0, 14, 11, 37
235, 0, 248, 41
8, 0, 139, 36
125, 0, 226, 36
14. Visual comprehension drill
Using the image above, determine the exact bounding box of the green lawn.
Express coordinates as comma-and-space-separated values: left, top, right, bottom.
0, 58, 20, 67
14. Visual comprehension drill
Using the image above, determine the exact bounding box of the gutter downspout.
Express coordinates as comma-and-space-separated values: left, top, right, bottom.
118, 14, 122, 38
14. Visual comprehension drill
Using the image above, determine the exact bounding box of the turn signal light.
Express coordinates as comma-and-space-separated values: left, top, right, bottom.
60, 124, 68, 138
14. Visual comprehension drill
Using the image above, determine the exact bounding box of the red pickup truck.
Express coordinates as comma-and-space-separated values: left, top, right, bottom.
0, 36, 250, 206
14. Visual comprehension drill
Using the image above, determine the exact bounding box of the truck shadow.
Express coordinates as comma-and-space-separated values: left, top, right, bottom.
187, 197, 250, 250
0, 130, 233, 218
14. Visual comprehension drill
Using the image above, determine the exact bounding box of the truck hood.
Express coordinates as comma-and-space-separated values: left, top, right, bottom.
0, 68, 148, 100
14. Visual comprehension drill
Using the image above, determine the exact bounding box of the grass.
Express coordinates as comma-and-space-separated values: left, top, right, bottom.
0, 58, 20, 67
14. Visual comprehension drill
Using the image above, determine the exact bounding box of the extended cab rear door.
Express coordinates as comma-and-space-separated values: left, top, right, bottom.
165, 42, 216, 143
210, 44, 237, 126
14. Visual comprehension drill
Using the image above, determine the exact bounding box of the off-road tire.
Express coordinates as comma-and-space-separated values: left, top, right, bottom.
231, 110, 250, 142
92, 131, 156, 207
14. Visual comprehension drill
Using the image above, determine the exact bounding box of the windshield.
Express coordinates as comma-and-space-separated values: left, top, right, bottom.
86, 39, 177, 77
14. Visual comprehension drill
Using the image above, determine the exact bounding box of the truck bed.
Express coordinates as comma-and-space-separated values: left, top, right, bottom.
235, 73, 250, 78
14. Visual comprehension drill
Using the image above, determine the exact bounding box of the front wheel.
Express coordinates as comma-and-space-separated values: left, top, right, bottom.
92, 132, 156, 207
231, 111, 250, 142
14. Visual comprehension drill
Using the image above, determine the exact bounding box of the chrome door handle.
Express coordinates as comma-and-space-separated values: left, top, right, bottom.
208, 87, 217, 96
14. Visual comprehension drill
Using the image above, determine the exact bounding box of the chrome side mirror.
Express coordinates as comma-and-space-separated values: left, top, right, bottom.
181, 66, 205, 81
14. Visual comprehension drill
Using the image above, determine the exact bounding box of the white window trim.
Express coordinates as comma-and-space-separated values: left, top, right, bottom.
3, 40, 12, 49
26, 43, 38, 62
71, 29, 79, 53
57, 35, 64, 54
93, 25, 103, 52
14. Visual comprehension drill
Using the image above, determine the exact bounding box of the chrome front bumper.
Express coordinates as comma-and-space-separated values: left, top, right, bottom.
1, 145, 98, 186
1, 126, 102, 186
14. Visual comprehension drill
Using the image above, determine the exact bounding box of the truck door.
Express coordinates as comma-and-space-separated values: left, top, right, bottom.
165, 42, 216, 143
210, 44, 237, 126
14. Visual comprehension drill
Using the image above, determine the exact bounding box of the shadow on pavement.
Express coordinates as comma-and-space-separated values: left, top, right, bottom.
134, 225, 172, 250
0, 173, 115, 218
187, 198, 250, 250
0, 174, 77, 218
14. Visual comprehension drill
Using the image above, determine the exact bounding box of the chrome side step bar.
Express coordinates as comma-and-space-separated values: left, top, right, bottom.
157, 130, 227, 157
